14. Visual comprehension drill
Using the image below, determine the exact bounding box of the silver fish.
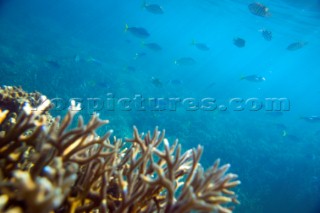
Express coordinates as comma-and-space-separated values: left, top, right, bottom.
241, 74, 266, 82
143, 2, 164, 14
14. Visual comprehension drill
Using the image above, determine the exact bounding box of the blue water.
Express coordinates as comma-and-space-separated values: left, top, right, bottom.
1, 0, 320, 212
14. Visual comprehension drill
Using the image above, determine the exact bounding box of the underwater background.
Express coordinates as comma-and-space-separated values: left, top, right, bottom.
0, 0, 319, 212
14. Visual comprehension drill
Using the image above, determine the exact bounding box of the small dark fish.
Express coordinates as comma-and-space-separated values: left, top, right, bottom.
260, 29, 272, 41
192, 40, 210, 51
133, 52, 147, 60
300, 115, 320, 123
241, 74, 266, 82
151, 77, 163, 87
174, 57, 196, 65
144, 42, 162, 51
46, 60, 60, 68
125, 24, 150, 39
248, 3, 270, 17
142, 1, 164, 14
286, 42, 308, 51
233, 37, 246, 48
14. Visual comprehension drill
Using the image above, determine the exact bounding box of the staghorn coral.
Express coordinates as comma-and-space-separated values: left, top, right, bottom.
0, 88, 240, 213
0, 85, 53, 133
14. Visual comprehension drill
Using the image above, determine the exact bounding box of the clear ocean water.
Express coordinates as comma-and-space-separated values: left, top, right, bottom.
1, 0, 320, 212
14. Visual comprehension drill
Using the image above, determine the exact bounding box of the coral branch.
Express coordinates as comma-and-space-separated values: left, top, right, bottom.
0, 86, 240, 213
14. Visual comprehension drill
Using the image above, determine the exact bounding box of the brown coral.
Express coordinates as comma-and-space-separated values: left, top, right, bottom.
0, 88, 240, 213
0, 85, 53, 133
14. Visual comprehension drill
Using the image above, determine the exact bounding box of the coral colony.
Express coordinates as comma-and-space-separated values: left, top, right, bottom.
0, 86, 240, 213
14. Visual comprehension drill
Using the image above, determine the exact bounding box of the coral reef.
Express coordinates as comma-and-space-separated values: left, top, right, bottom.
0, 85, 53, 133
0, 87, 240, 213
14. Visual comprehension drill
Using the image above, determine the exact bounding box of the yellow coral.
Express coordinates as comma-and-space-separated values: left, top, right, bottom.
0, 110, 9, 124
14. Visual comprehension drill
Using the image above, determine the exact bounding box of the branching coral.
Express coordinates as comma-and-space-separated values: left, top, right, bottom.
0, 85, 53, 133
0, 87, 240, 213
